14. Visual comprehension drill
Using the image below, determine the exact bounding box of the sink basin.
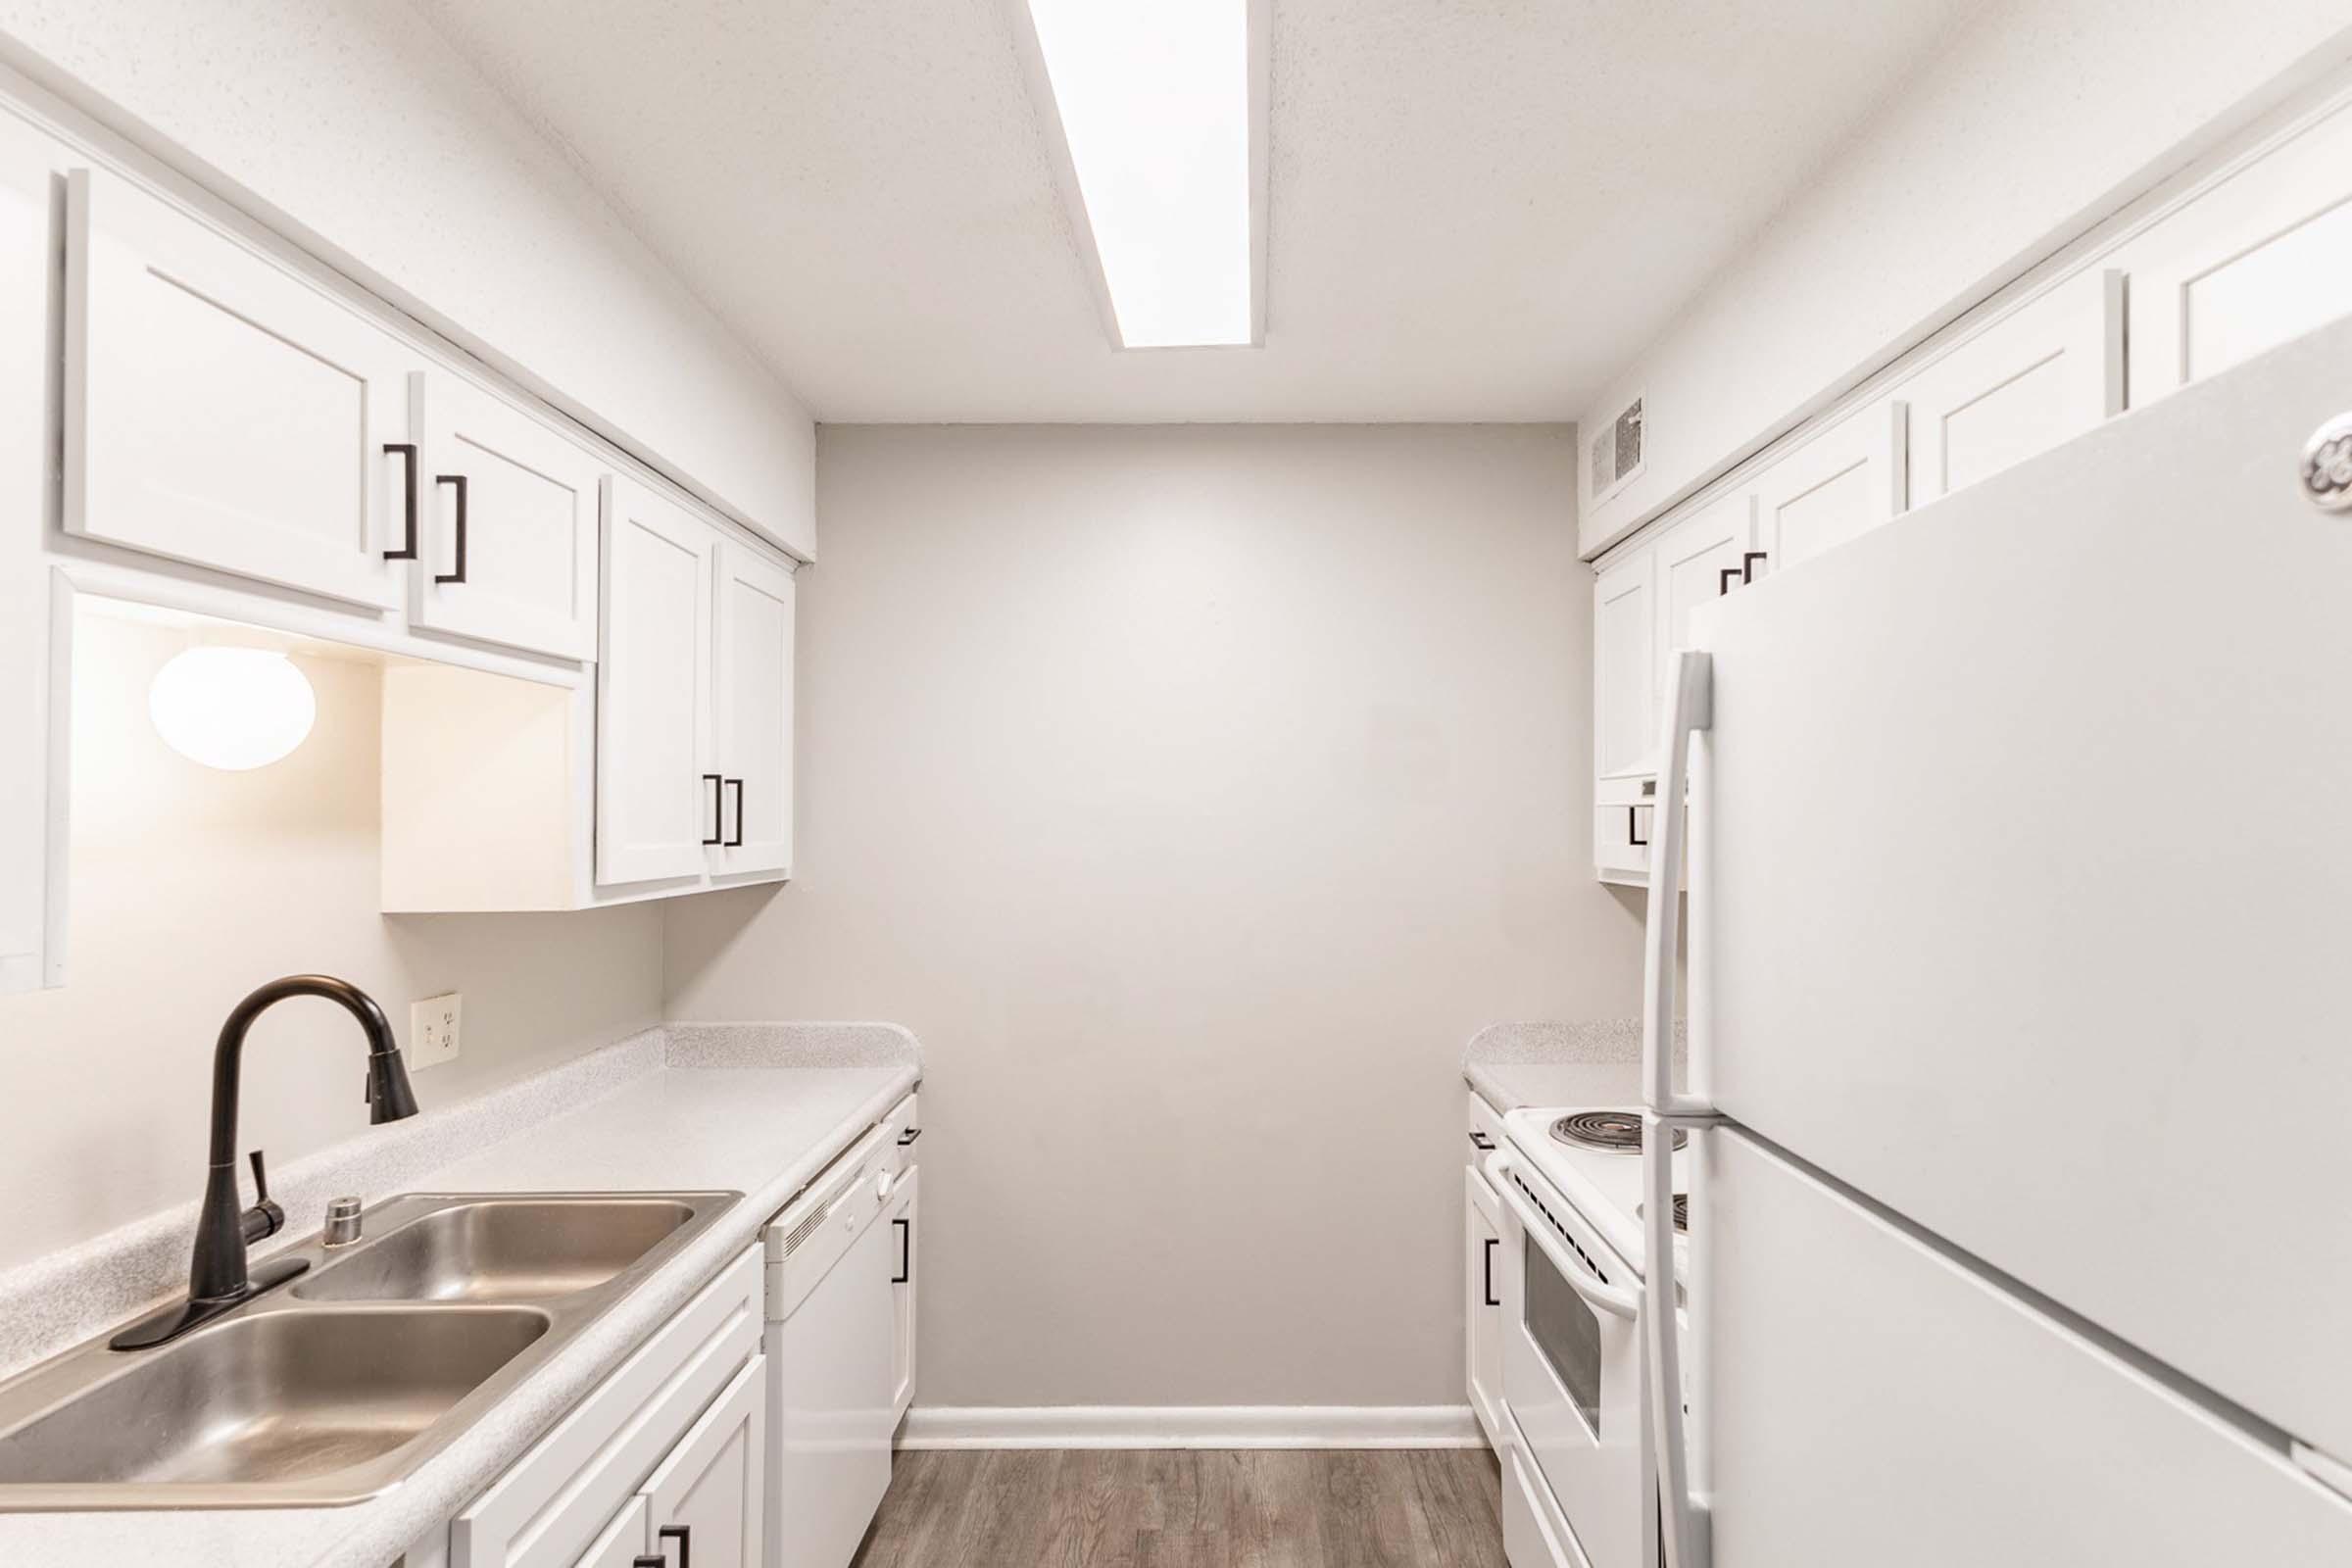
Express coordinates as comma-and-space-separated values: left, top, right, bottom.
0, 1188, 738, 1509
295, 1198, 698, 1304
0, 1307, 548, 1491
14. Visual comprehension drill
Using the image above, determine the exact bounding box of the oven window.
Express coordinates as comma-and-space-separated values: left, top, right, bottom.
1525, 1233, 1604, 1438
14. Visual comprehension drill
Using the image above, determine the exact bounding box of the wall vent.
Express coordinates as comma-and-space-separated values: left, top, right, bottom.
1590, 394, 1645, 504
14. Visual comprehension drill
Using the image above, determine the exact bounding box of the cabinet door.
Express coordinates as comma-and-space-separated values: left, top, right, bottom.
1753, 399, 1907, 575
572, 1497, 647, 1568
1901, 267, 2123, 508
711, 541, 796, 878
0, 120, 54, 994
1592, 546, 1657, 782
413, 372, 602, 661
640, 1354, 765, 1568
1655, 492, 1759, 702
2126, 99, 2352, 408
597, 476, 714, 886
1593, 802, 1653, 887
1464, 1166, 1504, 1446
888, 1165, 919, 1418
62, 165, 410, 609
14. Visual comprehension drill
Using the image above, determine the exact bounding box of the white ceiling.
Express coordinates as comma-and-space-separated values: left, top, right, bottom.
411, 0, 1983, 424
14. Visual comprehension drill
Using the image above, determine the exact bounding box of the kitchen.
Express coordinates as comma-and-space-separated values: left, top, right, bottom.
0, 2, 2347, 1565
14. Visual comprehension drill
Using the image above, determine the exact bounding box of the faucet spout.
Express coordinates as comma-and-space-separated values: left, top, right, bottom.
111, 975, 418, 1351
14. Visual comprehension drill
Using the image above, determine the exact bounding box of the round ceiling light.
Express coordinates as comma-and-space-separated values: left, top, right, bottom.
147, 646, 317, 771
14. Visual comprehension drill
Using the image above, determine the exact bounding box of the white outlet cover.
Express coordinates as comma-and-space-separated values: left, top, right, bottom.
410, 992, 462, 1069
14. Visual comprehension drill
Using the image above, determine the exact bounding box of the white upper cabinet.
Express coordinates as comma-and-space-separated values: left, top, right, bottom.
711, 540, 796, 878
0, 119, 54, 994
2126, 98, 2352, 408
597, 474, 715, 887
1592, 546, 1657, 783
62, 165, 412, 610
1752, 400, 1908, 575
1900, 267, 2124, 508
1655, 490, 1760, 684
411, 372, 603, 662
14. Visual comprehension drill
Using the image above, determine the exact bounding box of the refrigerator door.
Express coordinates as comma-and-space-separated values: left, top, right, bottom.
1692, 312, 2352, 1463
1702, 1129, 2352, 1565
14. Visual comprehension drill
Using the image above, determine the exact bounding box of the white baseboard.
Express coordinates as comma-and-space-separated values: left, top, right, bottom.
897, 1404, 1486, 1450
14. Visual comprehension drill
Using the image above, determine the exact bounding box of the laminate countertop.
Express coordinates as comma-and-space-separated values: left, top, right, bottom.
1460, 1018, 1650, 1112
0, 1023, 921, 1568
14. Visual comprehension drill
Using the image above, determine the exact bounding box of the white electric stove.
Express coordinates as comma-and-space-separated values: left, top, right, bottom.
1487, 1104, 1688, 1568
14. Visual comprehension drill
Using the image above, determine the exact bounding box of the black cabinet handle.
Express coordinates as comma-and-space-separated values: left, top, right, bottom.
1741, 550, 1768, 584
659, 1524, 691, 1568
1717, 564, 1742, 595
701, 774, 723, 846
1483, 1237, 1498, 1307
633, 1558, 665, 1568
382, 443, 418, 561
724, 778, 745, 847
893, 1216, 911, 1285
433, 474, 468, 584
1628, 805, 1649, 847
1467, 1130, 1494, 1152
898, 1127, 923, 1147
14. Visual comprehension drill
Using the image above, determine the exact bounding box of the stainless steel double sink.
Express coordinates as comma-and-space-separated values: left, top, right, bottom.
0, 1191, 740, 1510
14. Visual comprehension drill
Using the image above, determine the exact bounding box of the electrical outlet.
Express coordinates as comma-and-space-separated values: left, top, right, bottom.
410, 992, 462, 1069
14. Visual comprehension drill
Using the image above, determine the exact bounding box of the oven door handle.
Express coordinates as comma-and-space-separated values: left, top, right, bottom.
1484, 1152, 1639, 1321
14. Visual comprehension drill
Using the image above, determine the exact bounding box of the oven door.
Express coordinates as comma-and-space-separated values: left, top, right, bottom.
1489, 1149, 1647, 1568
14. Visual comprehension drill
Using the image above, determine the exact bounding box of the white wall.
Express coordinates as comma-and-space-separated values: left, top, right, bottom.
1577, 0, 2352, 556
664, 423, 1643, 1407
0, 612, 663, 1271
0, 0, 817, 558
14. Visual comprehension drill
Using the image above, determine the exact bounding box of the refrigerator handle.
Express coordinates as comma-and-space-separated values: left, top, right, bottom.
1646, 1111, 1712, 1568
1644, 649, 1718, 1118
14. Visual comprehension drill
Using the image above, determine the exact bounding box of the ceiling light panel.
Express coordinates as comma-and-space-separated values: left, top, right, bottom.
1024, 0, 1259, 349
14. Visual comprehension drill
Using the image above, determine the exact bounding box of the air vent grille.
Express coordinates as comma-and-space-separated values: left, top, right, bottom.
1591, 394, 1645, 502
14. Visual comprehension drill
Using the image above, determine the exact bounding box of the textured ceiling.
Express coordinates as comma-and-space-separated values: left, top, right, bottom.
411, 0, 1983, 422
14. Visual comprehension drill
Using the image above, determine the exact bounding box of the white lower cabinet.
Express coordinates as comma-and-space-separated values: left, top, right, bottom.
888, 1164, 919, 1418
1464, 1165, 1504, 1446
572, 1497, 649, 1568
640, 1355, 766, 1568
452, 1249, 762, 1568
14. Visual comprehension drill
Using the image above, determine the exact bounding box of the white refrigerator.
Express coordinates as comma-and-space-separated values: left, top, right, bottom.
1638, 309, 2352, 1567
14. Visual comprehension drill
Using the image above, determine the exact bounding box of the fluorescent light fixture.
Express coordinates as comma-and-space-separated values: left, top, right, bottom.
148, 647, 316, 771
1023, 0, 1263, 348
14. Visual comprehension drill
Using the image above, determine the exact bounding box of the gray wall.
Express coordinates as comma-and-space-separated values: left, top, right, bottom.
0, 611, 663, 1272
664, 423, 1643, 1407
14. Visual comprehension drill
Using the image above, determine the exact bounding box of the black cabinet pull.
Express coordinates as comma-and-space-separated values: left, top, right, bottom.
1717, 564, 1742, 595
1467, 1130, 1494, 1152
701, 774, 723, 846
659, 1524, 691, 1568
897, 1127, 923, 1147
724, 778, 745, 847
382, 443, 418, 561
633, 1558, 665, 1568
1483, 1237, 1498, 1307
893, 1216, 911, 1284
1741, 549, 1768, 584
1628, 805, 1649, 847
433, 474, 468, 584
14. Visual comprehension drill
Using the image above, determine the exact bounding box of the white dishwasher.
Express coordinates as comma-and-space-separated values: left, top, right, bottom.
763, 1092, 917, 1568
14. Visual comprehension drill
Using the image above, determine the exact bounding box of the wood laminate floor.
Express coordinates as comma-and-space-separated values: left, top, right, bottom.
848, 1448, 1509, 1568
